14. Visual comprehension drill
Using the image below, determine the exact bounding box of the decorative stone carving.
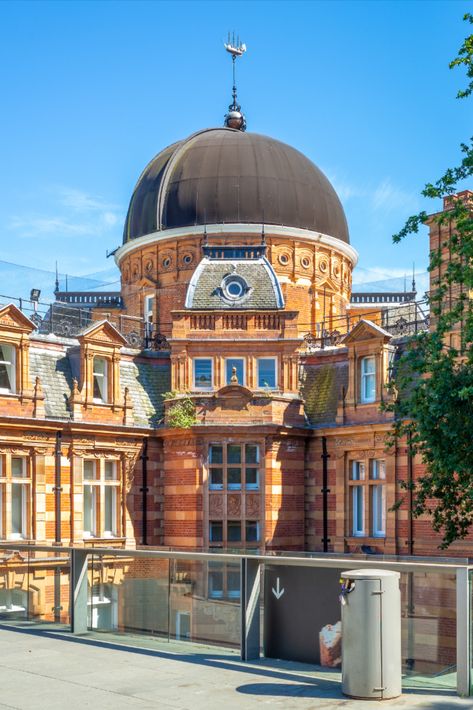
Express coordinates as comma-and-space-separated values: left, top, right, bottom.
227, 494, 241, 518
246, 495, 260, 517
209, 494, 224, 517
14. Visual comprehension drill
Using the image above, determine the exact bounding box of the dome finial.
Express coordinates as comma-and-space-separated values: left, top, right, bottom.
224, 33, 247, 131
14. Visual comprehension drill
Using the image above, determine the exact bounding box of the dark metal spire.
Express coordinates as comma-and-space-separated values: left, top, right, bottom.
224, 33, 247, 131
412, 262, 417, 294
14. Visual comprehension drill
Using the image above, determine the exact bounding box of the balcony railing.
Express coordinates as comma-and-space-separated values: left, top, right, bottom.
0, 293, 169, 351
0, 543, 471, 696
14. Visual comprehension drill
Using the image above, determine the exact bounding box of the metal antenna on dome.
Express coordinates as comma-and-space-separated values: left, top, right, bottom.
224, 33, 247, 131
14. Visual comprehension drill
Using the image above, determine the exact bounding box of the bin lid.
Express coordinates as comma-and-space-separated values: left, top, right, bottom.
341, 568, 400, 581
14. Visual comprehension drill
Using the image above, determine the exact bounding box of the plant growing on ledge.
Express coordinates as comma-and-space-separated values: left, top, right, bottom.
386, 14, 473, 548
162, 392, 197, 429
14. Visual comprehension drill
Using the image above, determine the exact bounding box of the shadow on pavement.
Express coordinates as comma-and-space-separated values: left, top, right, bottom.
0, 623, 464, 705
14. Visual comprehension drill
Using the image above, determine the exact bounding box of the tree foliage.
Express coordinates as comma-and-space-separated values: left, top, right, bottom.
387, 14, 473, 548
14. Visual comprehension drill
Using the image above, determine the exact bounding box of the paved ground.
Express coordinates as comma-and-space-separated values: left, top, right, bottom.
0, 625, 472, 710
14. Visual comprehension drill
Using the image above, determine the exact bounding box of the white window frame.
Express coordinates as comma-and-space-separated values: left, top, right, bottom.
83, 483, 98, 538
224, 357, 245, 386
144, 294, 155, 324
256, 356, 278, 390
352, 486, 365, 537
83, 459, 120, 539
0, 344, 16, 394
360, 356, 376, 403
370, 459, 386, 537
10, 457, 29, 541
371, 484, 386, 538
93, 357, 109, 403
193, 357, 213, 390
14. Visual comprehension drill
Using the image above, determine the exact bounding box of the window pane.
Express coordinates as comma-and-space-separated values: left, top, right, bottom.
83, 485, 96, 536
245, 468, 259, 489
94, 358, 106, 375
245, 521, 259, 543
209, 521, 223, 543
371, 459, 386, 480
194, 359, 212, 388
227, 445, 241, 464
11, 483, 25, 537
208, 567, 224, 598
257, 358, 276, 389
84, 460, 96, 480
209, 445, 223, 464
227, 521, 241, 543
225, 358, 244, 385
361, 357, 376, 403
245, 445, 259, 464
352, 487, 364, 536
209, 468, 223, 489
363, 374, 376, 401
350, 461, 365, 481
11, 458, 26, 478
104, 487, 116, 535
227, 566, 240, 599
372, 485, 386, 537
105, 461, 117, 480
227, 467, 241, 489
0, 344, 14, 392
362, 357, 375, 375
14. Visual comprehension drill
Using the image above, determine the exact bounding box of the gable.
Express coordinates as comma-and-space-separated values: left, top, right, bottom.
342, 319, 392, 345
78, 320, 127, 347
0, 303, 35, 334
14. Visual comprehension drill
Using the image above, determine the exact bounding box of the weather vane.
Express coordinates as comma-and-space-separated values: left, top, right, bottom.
224, 32, 247, 131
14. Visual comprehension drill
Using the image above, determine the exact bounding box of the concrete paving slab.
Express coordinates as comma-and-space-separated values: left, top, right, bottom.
0, 626, 471, 710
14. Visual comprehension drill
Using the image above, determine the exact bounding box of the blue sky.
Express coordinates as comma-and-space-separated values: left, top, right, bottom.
0, 0, 471, 302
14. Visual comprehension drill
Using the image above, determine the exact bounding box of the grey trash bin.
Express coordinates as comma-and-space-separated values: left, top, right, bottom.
340, 569, 401, 700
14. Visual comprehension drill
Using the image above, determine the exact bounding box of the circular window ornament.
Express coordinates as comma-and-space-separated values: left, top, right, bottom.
301, 256, 310, 269
222, 275, 248, 301
279, 253, 289, 266
319, 260, 328, 273
162, 257, 171, 269
333, 264, 340, 278
183, 254, 193, 265
145, 259, 154, 273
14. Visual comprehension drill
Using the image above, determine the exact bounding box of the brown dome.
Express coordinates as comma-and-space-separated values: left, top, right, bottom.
123, 128, 349, 244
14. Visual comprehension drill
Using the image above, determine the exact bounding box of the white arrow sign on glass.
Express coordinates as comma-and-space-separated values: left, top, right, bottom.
272, 577, 285, 600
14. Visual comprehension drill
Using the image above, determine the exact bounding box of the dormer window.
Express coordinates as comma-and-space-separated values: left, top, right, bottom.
360, 356, 376, 403
0, 344, 15, 394
93, 357, 108, 403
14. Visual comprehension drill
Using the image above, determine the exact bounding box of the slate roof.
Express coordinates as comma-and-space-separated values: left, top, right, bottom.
28, 343, 170, 428
300, 362, 348, 426
120, 360, 170, 427
29, 349, 72, 420
185, 257, 284, 310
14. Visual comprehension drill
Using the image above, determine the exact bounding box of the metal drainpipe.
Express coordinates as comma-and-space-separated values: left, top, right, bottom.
53, 431, 62, 623
407, 431, 414, 556
140, 438, 149, 545
321, 436, 330, 552
54, 431, 62, 544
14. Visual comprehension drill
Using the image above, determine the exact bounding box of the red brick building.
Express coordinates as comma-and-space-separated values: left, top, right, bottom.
0, 120, 468, 566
